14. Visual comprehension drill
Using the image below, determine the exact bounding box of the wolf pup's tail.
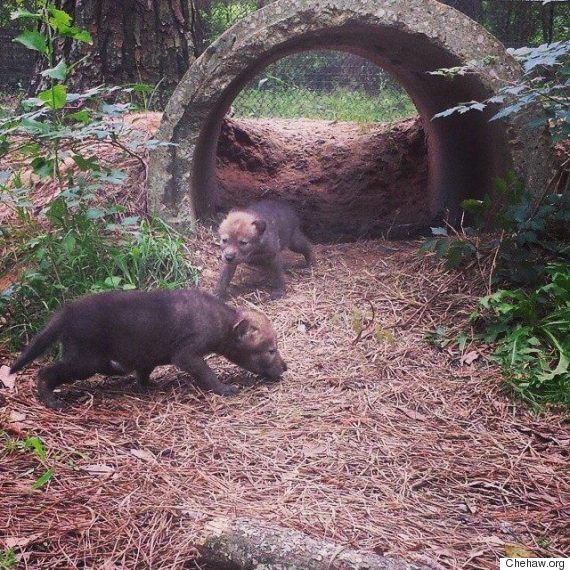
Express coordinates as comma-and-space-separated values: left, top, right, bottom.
10, 312, 64, 374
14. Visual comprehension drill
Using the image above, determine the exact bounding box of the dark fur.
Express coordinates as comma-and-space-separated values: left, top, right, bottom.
10, 288, 287, 409
217, 199, 315, 299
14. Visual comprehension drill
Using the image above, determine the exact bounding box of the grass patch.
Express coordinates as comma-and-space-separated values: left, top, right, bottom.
0, 548, 17, 570
0, 202, 198, 350
232, 87, 417, 123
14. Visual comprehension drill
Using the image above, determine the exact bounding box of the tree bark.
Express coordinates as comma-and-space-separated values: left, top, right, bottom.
541, 2, 555, 44
197, 517, 440, 570
192, 0, 212, 55
33, 0, 196, 106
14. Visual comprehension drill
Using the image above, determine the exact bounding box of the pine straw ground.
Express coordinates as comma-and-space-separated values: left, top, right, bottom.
1, 113, 569, 568
1, 234, 569, 569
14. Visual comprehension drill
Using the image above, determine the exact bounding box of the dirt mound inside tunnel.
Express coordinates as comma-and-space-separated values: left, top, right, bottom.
216, 117, 429, 242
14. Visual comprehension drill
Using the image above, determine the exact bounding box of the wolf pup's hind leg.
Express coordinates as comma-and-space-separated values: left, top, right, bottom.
290, 227, 315, 268
135, 367, 155, 390
37, 356, 102, 409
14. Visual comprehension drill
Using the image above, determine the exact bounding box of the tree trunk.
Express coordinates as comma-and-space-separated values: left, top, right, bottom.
192, 0, 212, 55
541, 2, 555, 44
34, 0, 196, 106
197, 517, 440, 570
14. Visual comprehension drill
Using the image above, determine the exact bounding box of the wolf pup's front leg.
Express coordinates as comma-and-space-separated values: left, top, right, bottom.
216, 262, 237, 298
265, 254, 286, 300
173, 352, 238, 396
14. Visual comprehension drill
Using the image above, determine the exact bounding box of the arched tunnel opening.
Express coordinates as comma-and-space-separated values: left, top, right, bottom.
149, 1, 550, 237
192, 25, 511, 242
215, 50, 428, 242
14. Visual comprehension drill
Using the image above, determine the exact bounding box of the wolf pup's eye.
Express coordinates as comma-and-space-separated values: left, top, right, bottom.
238, 240, 249, 246
268, 348, 276, 356
221, 238, 228, 244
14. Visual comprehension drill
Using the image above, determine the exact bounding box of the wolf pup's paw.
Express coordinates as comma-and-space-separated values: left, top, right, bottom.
269, 288, 285, 301
41, 392, 65, 409
216, 383, 239, 396
38, 377, 65, 409
215, 288, 228, 300
135, 381, 153, 394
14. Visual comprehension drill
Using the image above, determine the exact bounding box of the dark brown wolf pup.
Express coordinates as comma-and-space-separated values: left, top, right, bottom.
10, 288, 287, 409
217, 199, 314, 299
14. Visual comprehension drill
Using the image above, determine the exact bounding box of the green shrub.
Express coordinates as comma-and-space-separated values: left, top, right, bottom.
422, 172, 570, 285
424, 41, 570, 407
0, 2, 198, 350
475, 265, 570, 406
422, 173, 570, 407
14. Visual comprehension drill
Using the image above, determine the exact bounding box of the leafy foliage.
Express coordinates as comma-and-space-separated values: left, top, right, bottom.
1, 431, 54, 491
422, 170, 570, 406
0, 2, 198, 348
22, 434, 47, 461
0, 0, 40, 28
432, 41, 570, 142
122, 82, 163, 112
425, 37, 570, 407
475, 265, 570, 406
422, 172, 570, 285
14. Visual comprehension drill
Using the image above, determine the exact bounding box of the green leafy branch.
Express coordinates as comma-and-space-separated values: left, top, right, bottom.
474, 264, 570, 406
431, 41, 570, 143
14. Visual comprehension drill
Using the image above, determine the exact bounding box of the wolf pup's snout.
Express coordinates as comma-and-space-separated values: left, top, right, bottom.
263, 351, 288, 381
270, 359, 288, 380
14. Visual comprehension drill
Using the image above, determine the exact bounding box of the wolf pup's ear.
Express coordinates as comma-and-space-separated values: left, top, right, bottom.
233, 318, 250, 340
251, 219, 266, 235
233, 314, 259, 341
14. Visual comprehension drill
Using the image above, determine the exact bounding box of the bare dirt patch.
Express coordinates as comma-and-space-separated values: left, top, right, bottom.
1, 232, 569, 569
217, 117, 429, 241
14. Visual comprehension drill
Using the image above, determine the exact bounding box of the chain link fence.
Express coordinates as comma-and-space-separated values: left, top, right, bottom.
232, 51, 417, 123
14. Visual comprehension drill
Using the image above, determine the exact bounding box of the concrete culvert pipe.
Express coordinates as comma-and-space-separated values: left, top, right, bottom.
148, 0, 552, 239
